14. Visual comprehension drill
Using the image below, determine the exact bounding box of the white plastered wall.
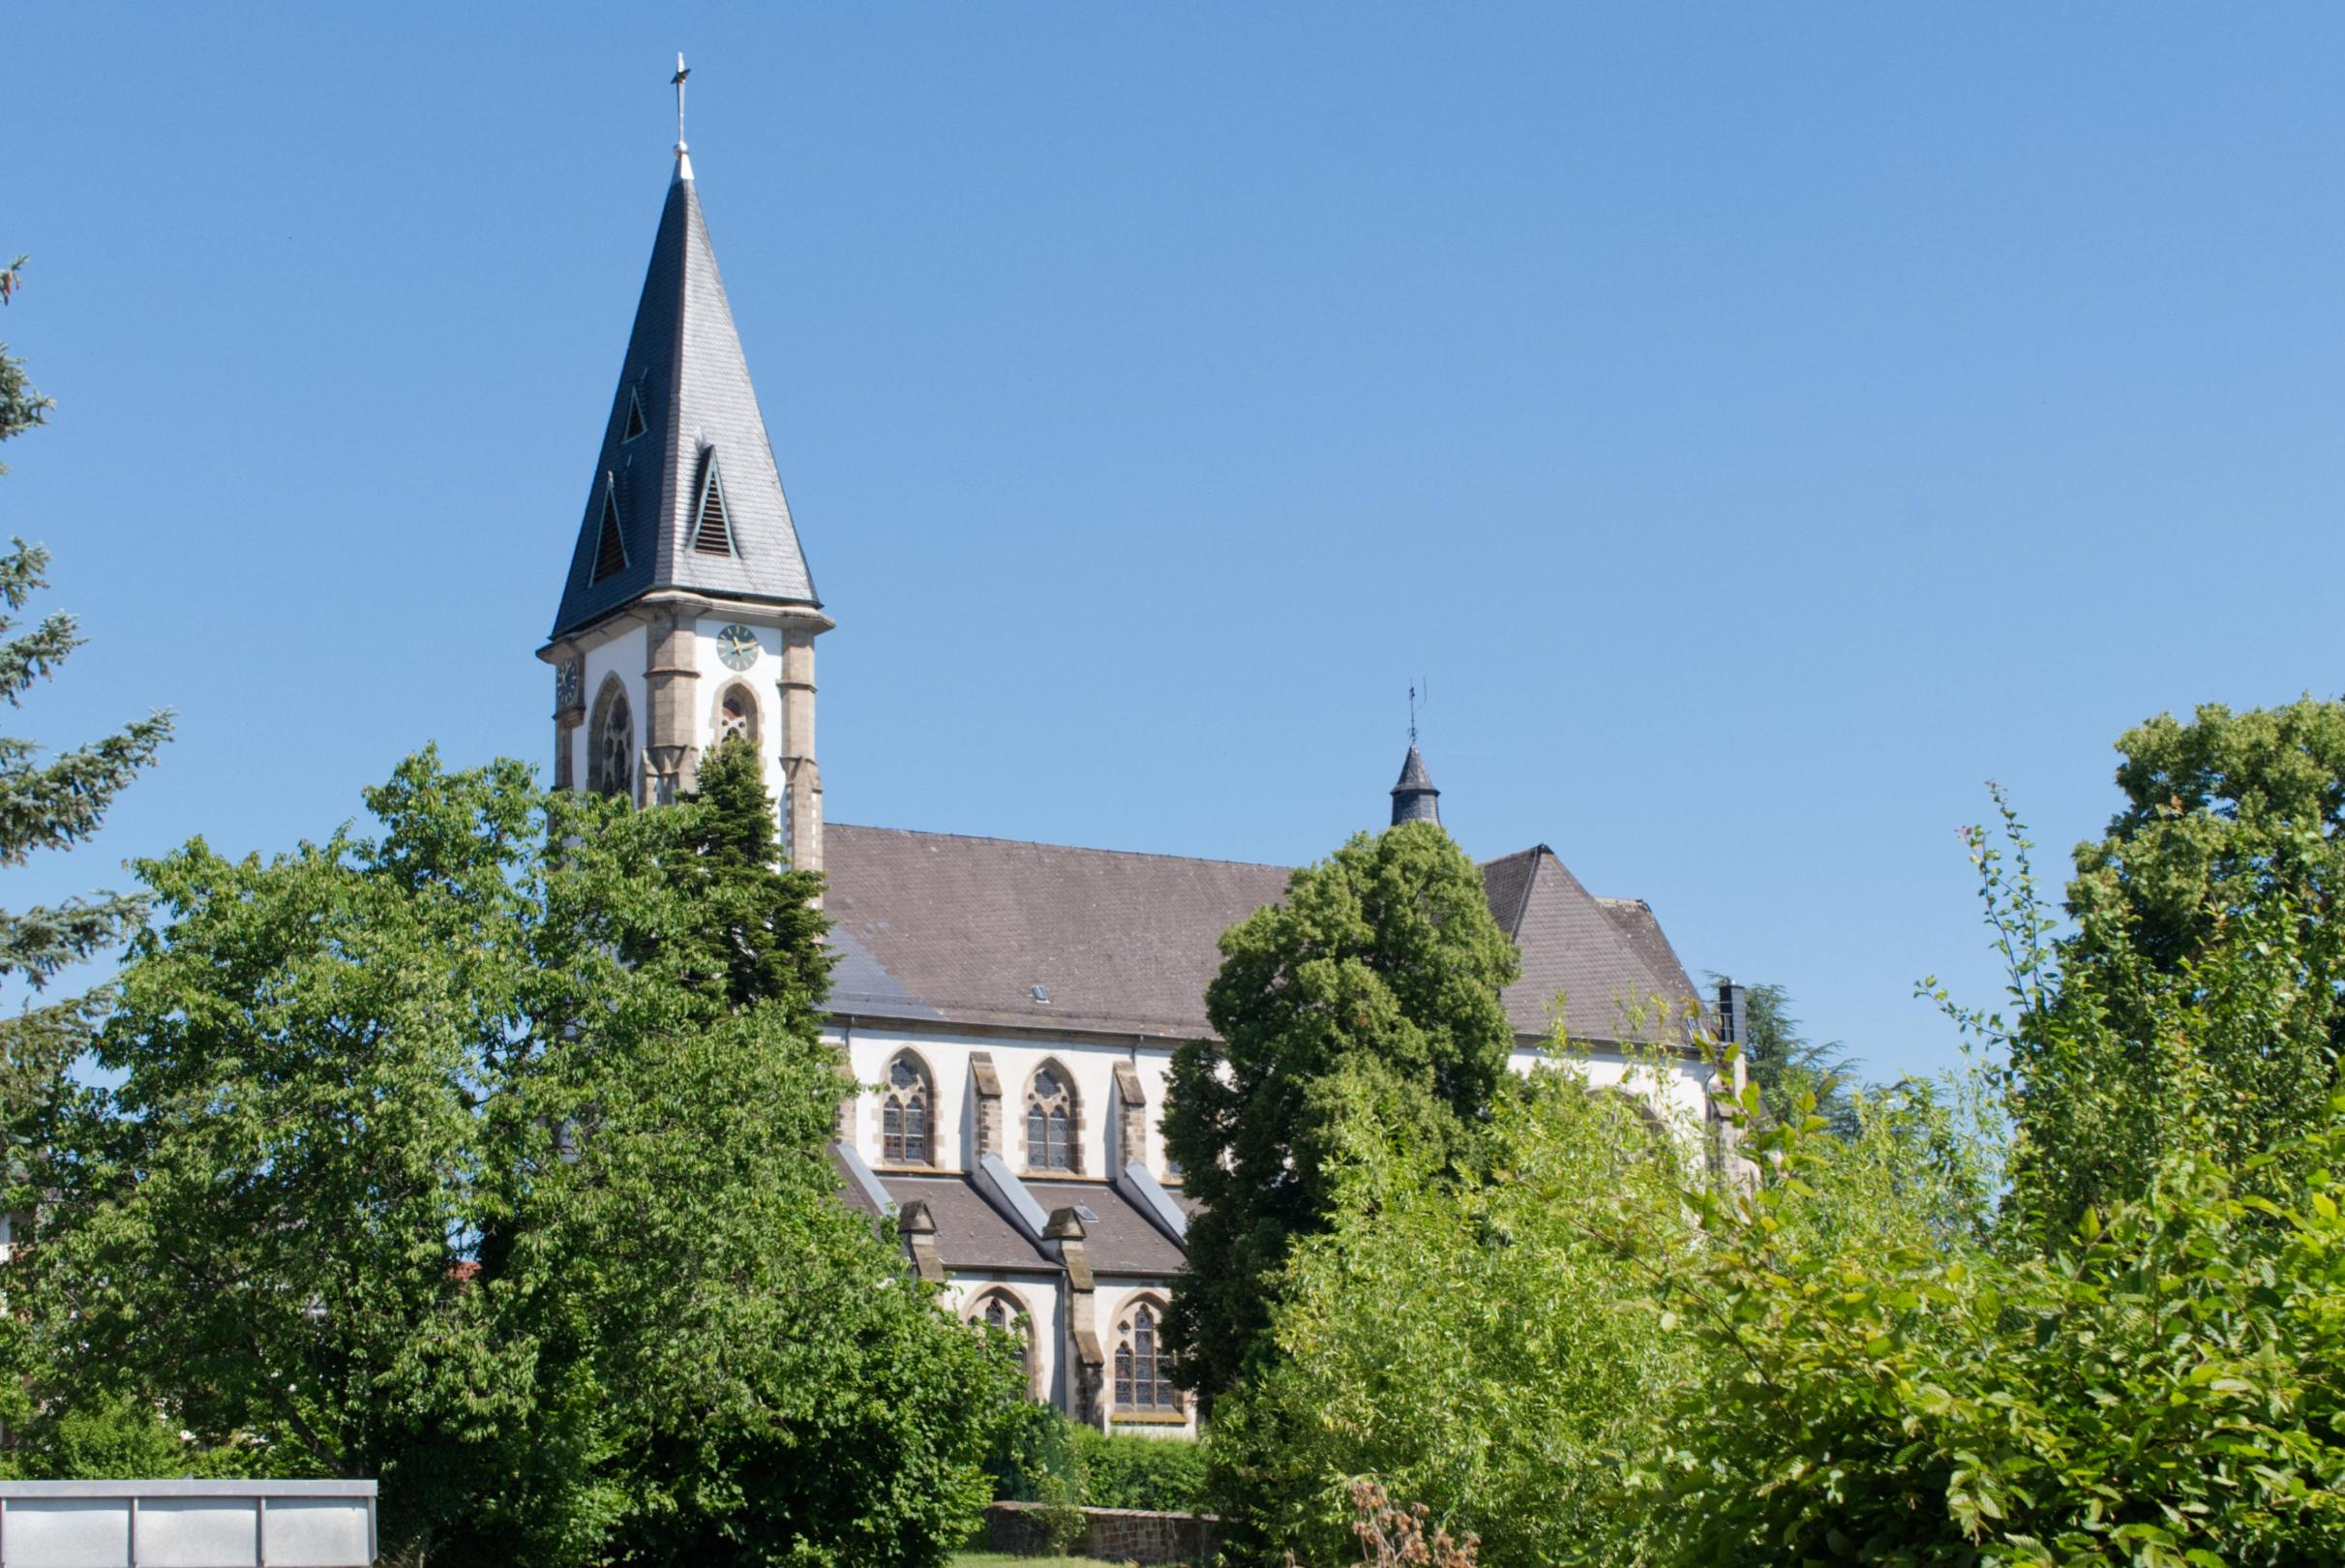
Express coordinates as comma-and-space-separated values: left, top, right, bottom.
690, 614, 789, 806
575, 624, 650, 795
835, 1024, 1183, 1183
944, 1274, 1065, 1406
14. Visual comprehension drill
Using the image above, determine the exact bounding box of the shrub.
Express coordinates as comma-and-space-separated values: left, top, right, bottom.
1068, 1422, 1210, 1511
985, 1402, 1209, 1513
1633, 1085, 2345, 1565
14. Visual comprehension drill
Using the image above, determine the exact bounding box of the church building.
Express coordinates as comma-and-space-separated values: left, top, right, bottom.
538, 129, 1730, 1436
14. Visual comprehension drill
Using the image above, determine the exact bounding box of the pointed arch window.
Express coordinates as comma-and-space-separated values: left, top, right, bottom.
1025, 1065, 1076, 1172
972, 1289, 1036, 1397
714, 684, 758, 749
622, 386, 647, 442
590, 678, 633, 800
692, 457, 736, 557
882, 1054, 933, 1166
1113, 1299, 1179, 1416
591, 474, 628, 583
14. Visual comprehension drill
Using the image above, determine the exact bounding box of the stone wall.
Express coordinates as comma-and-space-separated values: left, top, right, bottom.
983, 1501, 1218, 1564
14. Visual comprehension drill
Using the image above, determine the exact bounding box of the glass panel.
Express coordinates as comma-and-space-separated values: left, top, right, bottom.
1028, 1105, 1046, 1161
889, 1060, 917, 1090
1048, 1107, 1070, 1168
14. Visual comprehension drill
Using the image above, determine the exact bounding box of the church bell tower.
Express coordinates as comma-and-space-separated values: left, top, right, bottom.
537, 79, 829, 870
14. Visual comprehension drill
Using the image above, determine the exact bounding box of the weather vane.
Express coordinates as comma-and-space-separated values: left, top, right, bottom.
1408, 680, 1428, 745
672, 52, 691, 151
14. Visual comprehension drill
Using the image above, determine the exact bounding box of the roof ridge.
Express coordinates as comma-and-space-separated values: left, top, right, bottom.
1506, 844, 1548, 933
827, 821, 1294, 873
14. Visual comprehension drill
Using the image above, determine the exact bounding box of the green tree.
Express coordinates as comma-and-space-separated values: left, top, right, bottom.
1208, 1064, 1699, 1568
665, 734, 830, 1009
1714, 975, 1861, 1138
2026, 699, 2345, 1228
0, 256, 172, 1143
1935, 706, 2345, 1239
1163, 819, 1519, 1409
16, 752, 1015, 1567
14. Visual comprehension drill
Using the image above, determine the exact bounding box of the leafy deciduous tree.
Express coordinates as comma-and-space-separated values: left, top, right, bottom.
15, 752, 1014, 1567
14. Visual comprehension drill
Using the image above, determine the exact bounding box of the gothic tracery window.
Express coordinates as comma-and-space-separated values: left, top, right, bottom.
1113, 1299, 1178, 1417
882, 1055, 932, 1165
1026, 1065, 1076, 1171
591, 678, 634, 800
975, 1290, 1035, 1396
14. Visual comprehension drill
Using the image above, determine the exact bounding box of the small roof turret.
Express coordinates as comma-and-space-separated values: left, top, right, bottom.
1390, 744, 1440, 827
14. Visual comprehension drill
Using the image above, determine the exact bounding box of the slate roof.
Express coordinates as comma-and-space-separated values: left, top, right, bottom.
1027, 1182, 1188, 1276
824, 824, 1699, 1045
878, 1174, 1057, 1272
551, 156, 817, 640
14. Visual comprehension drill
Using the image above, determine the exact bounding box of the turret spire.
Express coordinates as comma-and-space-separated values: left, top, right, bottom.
1390, 744, 1440, 827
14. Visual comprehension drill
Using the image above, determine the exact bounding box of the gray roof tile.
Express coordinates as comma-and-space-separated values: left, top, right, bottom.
878, 1174, 1055, 1272
1028, 1181, 1187, 1276
825, 824, 1698, 1044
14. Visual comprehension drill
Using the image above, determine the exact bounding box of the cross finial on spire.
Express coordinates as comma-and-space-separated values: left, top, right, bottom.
1408, 680, 1426, 745
672, 52, 691, 154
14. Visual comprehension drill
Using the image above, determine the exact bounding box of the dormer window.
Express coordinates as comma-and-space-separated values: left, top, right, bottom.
693, 458, 736, 556
622, 386, 647, 442
590, 476, 627, 583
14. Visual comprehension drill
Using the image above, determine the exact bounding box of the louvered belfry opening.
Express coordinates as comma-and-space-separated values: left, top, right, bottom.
693, 459, 735, 556
622, 387, 646, 442
591, 480, 627, 582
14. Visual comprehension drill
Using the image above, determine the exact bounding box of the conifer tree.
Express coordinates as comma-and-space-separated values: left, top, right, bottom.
668, 734, 831, 1010
0, 256, 171, 1134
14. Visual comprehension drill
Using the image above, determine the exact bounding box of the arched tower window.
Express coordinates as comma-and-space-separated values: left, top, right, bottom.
970, 1289, 1035, 1397
590, 678, 634, 800
1025, 1064, 1077, 1172
881, 1054, 933, 1166
1113, 1298, 1178, 1417
714, 683, 759, 749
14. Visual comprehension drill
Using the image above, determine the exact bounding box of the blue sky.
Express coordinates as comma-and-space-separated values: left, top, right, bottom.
4, 6, 2339, 1084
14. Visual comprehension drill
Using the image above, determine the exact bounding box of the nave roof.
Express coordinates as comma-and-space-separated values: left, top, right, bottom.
823, 824, 1701, 1046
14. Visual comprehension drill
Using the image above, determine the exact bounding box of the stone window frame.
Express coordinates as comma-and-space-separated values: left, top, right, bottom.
876, 1048, 938, 1169
588, 674, 635, 802
1022, 1059, 1084, 1175
710, 679, 761, 752
966, 1287, 1038, 1400
1110, 1292, 1183, 1423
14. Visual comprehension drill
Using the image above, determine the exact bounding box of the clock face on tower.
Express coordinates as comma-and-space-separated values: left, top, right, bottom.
715, 623, 759, 671
554, 657, 582, 711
